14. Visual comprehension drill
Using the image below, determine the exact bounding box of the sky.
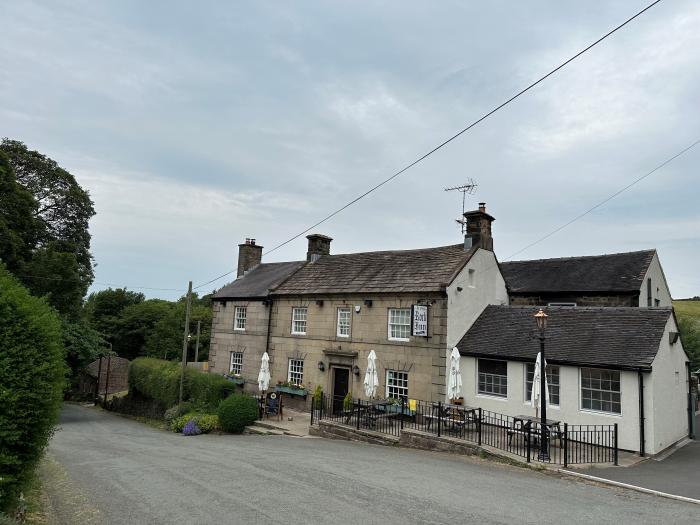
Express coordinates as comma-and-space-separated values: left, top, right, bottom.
2, 0, 699, 299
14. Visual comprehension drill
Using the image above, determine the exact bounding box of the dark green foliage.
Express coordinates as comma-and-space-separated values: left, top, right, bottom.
343, 392, 353, 412
129, 357, 232, 409
217, 394, 258, 434
164, 402, 194, 428
313, 385, 323, 409
678, 316, 700, 370
0, 265, 65, 512
83, 288, 145, 343
61, 318, 110, 382
0, 152, 41, 273
0, 139, 95, 294
114, 299, 174, 360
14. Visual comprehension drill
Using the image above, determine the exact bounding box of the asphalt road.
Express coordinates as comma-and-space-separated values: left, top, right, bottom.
48, 404, 697, 525
588, 415, 700, 500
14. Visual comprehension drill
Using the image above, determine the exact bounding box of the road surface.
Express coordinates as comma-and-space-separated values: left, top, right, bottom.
47, 404, 696, 524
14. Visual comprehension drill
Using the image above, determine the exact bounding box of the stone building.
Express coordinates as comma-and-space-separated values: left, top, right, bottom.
209, 204, 508, 409
499, 249, 672, 307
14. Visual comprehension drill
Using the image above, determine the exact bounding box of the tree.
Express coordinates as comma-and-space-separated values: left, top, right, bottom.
0, 152, 41, 273
0, 265, 65, 512
83, 288, 145, 343
114, 299, 175, 360
61, 318, 110, 382
678, 316, 700, 370
0, 139, 96, 308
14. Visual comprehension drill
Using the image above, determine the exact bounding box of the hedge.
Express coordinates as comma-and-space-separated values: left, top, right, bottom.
217, 394, 258, 433
128, 357, 232, 409
0, 266, 65, 512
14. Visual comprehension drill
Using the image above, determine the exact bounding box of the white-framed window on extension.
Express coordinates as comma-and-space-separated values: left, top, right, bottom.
386, 370, 408, 401
291, 307, 307, 335
525, 363, 560, 406
388, 308, 411, 341
288, 359, 304, 386
478, 359, 508, 398
337, 307, 351, 337
229, 351, 243, 375
580, 368, 621, 415
234, 306, 247, 331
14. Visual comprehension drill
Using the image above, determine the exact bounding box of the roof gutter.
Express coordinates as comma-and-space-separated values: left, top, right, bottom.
457, 351, 653, 373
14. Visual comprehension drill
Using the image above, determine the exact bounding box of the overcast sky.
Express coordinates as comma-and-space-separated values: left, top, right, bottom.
2, 1, 699, 299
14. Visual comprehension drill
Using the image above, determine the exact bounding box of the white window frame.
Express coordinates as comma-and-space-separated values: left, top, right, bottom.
291, 307, 307, 335
337, 307, 351, 338
547, 302, 576, 307
524, 363, 560, 406
234, 306, 247, 331
229, 351, 243, 375
288, 359, 304, 386
580, 368, 621, 415
477, 359, 508, 398
388, 308, 411, 342
386, 370, 409, 401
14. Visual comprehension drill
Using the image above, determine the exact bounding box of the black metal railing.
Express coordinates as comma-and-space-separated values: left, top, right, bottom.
311, 394, 618, 466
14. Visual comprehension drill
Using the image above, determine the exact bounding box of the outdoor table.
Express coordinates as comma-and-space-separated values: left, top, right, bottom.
511, 415, 562, 445
425, 403, 478, 432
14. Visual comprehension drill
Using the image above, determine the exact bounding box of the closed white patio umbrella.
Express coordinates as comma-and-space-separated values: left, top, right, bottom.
363, 350, 379, 398
447, 347, 463, 401
530, 351, 549, 413
258, 351, 271, 392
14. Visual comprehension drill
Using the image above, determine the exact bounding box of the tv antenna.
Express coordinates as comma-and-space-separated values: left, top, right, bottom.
445, 179, 478, 234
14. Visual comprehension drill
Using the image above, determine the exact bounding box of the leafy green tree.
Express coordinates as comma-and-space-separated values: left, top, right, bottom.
678, 316, 700, 370
83, 288, 145, 343
0, 265, 65, 512
0, 152, 41, 273
114, 299, 175, 360
0, 139, 95, 311
61, 318, 110, 381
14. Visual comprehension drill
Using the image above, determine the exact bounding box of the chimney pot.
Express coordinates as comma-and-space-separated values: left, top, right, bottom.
237, 237, 263, 277
306, 234, 333, 262
462, 204, 495, 251
478, 202, 486, 212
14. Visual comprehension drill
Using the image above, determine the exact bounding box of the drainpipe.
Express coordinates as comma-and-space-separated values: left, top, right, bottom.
687, 362, 695, 439
638, 371, 645, 457
265, 297, 273, 357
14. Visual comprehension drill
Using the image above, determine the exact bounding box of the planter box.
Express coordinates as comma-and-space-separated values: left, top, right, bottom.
380, 404, 416, 416
275, 385, 307, 397
224, 375, 245, 386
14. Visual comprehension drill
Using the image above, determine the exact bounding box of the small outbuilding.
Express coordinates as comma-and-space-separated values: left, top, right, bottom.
456, 305, 690, 455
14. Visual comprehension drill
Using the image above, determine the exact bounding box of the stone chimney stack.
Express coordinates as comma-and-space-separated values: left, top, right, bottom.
237, 238, 263, 277
306, 234, 333, 262
463, 202, 495, 251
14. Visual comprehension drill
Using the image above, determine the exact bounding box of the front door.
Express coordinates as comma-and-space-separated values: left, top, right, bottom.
332, 367, 350, 414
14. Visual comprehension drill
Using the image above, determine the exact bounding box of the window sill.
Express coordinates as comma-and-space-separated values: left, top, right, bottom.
290, 332, 307, 336
337, 334, 350, 338
579, 408, 622, 418
388, 337, 410, 343
233, 328, 246, 332
476, 393, 508, 402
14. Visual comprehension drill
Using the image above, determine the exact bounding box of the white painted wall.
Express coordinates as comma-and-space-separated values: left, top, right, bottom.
639, 252, 673, 307
458, 357, 644, 452
446, 249, 508, 348
647, 316, 689, 453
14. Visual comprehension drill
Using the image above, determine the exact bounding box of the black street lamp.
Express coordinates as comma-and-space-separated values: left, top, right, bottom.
534, 308, 549, 461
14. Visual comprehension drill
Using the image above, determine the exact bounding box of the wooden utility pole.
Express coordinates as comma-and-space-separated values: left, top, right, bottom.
194, 320, 201, 363
179, 281, 192, 404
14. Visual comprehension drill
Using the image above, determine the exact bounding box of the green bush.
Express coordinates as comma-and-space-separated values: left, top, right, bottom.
0, 266, 66, 512
343, 392, 353, 412
164, 402, 193, 429
129, 357, 232, 410
217, 394, 258, 434
313, 385, 323, 409
170, 412, 219, 434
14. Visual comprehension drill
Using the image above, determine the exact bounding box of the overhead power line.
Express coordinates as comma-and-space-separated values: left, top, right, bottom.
13, 273, 185, 292
192, 0, 662, 290
505, 138, 700, 261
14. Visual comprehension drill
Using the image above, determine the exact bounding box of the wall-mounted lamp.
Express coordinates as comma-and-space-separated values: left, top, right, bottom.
318, 361, 325, 372
363, 299, 373, 307
354, 305, 361, 313
262, 299, 271, 307
316, 299, 324, 307
353, 365, 360, 376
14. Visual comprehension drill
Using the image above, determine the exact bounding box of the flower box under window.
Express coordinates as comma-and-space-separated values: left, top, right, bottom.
275, 384, 307, 397
224, 374, 245, 386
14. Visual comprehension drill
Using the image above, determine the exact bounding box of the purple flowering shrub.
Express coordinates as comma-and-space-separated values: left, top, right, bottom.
182, 419, 202, 436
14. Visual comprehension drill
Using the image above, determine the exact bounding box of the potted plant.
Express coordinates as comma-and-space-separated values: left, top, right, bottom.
275, 381, 307, 396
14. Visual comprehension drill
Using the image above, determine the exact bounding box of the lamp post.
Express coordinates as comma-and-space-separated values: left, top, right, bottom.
534, 308, 549, 461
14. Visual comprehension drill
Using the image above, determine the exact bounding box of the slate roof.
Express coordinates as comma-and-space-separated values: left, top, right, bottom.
456, 305, 672, 371
272, 244, 477, 295
213, 261, 306, 299
500, 249, 656, 294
